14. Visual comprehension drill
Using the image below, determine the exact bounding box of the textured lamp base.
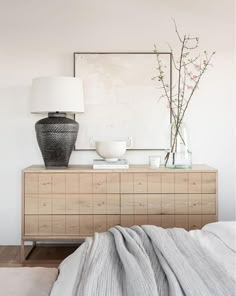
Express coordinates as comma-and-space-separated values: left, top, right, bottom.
35, 113, 79, 168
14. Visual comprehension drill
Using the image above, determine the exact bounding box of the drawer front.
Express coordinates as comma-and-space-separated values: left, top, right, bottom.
120, 173, 134, 193
161, 173, 175, 193
121, 173, 175, 194
175, 173, 189, 193
202, 173, 216, 193
189, 215, 217, 230
175, 194, 189, 214
189, 173, 201, 193
175, 215, 189, 230
161, 194, 175, 214
25, 193, 121, 215
189, 194, 201, 214
120, 194, 216, 215
25, 174, 38, 194
25, 173, 68, 194
38, 215, 52, 234
25, 215, 39, 235
147, 215, 162, 226
189, 215, 202, 230
80, 173, 120, 193
25, 196, 38, 214
202, 194, 216, 214
120, 172, 216, 194
161, 215, 175, 228
147, 173, 161, 193
202, 215, 217, 226
25, 172, 216, 195
133, 173, 148, 193
24, 214, 121, 236
24, 173, 120, 194
120, 214, 204, 230
24, 211, 215, 236
120, 215, 154, 227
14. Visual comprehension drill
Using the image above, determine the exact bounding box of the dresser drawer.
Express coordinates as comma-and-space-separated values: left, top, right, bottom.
120, 215, 149, 227
25, 172, 216, 195
24, 214, 121, 236
25, 193, 216, 217
189, 215, 202, 230
25, 193, 121, 215
120, 214, 188, 229
120, 194, 216, 215
175, 215, 189, 230
25, 173, 68, 194
24, 172, 120, 194
120, 172, 216, 194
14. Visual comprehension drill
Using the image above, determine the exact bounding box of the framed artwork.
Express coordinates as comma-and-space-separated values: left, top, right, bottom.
74, 52, 172, 150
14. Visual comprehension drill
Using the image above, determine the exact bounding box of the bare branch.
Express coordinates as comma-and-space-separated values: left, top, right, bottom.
153, 21, 215, 162
183, 54, 200, 67
172, 18, 183, 43
167, 43, 180, 71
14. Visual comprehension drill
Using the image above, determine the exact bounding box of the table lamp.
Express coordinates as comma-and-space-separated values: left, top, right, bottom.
31, 76, 84, 167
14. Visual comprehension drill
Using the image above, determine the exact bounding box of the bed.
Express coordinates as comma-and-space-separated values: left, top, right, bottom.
0, 222, 235, 296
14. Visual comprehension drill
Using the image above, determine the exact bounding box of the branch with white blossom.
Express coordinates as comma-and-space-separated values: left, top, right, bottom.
153, 21, 215, 165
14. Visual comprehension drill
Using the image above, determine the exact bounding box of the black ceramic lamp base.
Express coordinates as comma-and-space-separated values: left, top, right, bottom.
35, 113, 79, 168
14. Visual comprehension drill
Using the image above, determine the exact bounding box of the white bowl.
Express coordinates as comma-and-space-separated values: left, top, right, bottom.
95, 141, 127, 161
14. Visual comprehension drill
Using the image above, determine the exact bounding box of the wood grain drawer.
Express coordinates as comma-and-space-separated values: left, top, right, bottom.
202, 215, 217, 226
202, 173, 216, 193
161, 215, 175, 228
25, 172, 216, 195
25, 196, 38, 214
24, 215, 121, 236
121, 214, 189, 230
120, 215, 151, 227
175, 215, 189, 230
25, 193, 216, 217
25, 215, 39, 235
78, 215, 121, 235
189, 194, 201, 214
188, 215, 216, 230
120, 194, 216, 215
38, 215, 52, 234
93, 173, 120, 193
25, 174, 38, 194
24, 173, 120, 194
202, 194, 216, 214
189, 215, 202, 230
25, 194, 121, 215
24, 212, 217, 236
120, 172, 216, 194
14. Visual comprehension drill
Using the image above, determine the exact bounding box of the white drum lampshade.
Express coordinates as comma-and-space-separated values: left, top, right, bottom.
31, 76, 84, 114
30, 76, 84, 168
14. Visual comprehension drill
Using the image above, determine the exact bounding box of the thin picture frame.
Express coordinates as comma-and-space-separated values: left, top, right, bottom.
73, 52, 172, 151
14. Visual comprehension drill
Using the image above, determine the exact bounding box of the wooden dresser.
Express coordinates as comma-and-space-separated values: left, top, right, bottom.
21, 164, 217, 261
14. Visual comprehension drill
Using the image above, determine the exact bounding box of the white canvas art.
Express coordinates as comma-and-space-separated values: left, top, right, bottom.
74, 53, 172, 150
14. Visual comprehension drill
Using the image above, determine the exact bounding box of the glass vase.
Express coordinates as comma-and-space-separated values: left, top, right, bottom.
165, 122, 192, 169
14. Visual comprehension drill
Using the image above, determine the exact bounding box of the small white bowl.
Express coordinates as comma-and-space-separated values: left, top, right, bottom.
95, 141, 127, 161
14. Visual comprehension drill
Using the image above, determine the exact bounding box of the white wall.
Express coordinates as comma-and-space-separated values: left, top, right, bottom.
234, 0, 236, 218
0, 0, 235, 245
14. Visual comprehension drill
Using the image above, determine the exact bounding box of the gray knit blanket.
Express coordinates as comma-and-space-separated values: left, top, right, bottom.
53, 226, 236, 296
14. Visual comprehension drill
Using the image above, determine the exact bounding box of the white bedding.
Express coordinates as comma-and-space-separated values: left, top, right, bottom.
51, 222, 236, 295
190, 221, 236, 281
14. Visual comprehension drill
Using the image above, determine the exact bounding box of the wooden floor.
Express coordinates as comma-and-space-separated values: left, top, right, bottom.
0, 244, 80, 267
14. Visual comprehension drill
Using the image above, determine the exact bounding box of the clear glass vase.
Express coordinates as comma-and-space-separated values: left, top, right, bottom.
165, 122, 192, 169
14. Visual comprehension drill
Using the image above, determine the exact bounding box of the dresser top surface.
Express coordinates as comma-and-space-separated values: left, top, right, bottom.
23, 164, 217, 173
